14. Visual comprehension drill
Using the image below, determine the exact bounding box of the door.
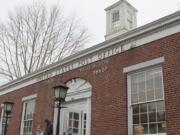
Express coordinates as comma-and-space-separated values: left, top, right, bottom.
63, 109, 82, 135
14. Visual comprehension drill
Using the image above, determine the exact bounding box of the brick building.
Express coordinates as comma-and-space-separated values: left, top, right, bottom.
0, 0, 180, 135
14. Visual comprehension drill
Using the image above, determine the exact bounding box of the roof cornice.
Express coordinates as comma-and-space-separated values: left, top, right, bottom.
0, 11, 180, 93
105, 0, 137, 12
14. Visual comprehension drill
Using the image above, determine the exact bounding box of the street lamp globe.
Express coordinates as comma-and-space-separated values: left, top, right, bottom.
53, 84, 68, 102
2, 101, 14, 135
3, 101, 14, 114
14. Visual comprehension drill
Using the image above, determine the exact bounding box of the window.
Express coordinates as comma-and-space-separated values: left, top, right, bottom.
0, 108, 9, 135
112, 10, 120, 28
112, 10, 119, 23
82, 113, 87, 135
21, 99, 35, 135
68, 112, 80, 134
63, 110, 87, 135
129, 67, 166, 135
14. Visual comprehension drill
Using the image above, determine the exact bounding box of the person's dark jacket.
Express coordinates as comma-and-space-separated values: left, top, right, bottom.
45, 123, 53, 135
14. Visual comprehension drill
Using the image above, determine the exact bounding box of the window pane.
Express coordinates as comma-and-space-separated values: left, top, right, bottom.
83, 130, 86, 135
153, 67, 162, 75
131, 74, 138, 94
83, 113, 87, 135
148, 102, 156, 112
149, 112, 157, 122
147, 90, 154, 101
157, 101, 165, 111
74, 121, 79, 128
84, 113, 87, 120
84, 122, 86, 128
141, 124, 149, 134
133, 125, 141, 135
133, 105, 139, 114
130, 70, 163, 104
157, 111, 165, 122
140, 104, 147, 113
149, 123, 157, 134
154, 73, 163, 89
68, 128, 73, 135
74, 113, 79, 120
26, 100, 35, 115
131, 83, 138, 94
112, 10, 119, 23
69, 120, 73, 128
140, 113, 148, 123
158, 122, 166, 133
69, 112, 73, 119
133, 115, 140, 124
24, 121, 27, 126
139, 92, 146, 102
73, 128, 78, 133
146, 70, 154, 91
132, 93, 138, 104
138, 72, 145, 93
155, 88, 163, 99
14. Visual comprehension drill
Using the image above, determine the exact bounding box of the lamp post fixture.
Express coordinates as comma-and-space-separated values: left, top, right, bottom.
3, 101, 14, 135
53, 83, 69, 135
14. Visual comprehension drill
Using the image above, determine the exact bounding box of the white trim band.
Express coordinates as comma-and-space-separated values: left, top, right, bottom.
123, 57, 165, 73
22, 94, 37, 101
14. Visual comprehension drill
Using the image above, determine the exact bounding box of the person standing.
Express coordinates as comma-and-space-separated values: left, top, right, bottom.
44, 119, 53, 135
34, 125, 47, 135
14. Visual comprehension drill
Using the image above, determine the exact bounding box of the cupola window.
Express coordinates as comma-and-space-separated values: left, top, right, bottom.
112, 10, 120, 23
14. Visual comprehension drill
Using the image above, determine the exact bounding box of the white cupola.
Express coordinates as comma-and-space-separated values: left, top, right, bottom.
105, 0, 137, 40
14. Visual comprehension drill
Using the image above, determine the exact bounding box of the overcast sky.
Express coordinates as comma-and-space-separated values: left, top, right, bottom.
0, 0, 180, 46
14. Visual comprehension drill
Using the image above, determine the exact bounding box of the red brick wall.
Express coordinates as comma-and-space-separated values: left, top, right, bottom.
0, 32, 180, 135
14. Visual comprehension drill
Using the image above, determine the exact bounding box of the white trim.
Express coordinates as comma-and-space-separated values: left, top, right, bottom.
0, 79, 37, 96
0, 11, 180, 95
20, 96, 36, 135
127, 75, 132, 135
127, 66, 166, 135
105, 0, 137, 11
22, 94, 37, 101
86, 97, 91, 135
123, 57, 165, 73
20, 102, 26, 135
0, 108, 4, 135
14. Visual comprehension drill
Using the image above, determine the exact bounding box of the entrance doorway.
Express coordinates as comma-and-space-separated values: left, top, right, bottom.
53, 78, 92, 135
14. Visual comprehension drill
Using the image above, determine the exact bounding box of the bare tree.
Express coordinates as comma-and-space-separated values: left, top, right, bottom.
0, 3, 90, 81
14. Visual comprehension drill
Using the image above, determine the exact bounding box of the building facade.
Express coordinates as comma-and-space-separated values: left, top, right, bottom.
0, 1, 180, 135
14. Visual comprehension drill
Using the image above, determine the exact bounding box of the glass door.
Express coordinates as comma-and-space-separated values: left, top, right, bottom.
63, 109, 82, 135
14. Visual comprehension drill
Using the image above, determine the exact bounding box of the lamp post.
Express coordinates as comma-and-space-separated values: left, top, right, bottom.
3, 101, 14, 135
53, 83, 68, 135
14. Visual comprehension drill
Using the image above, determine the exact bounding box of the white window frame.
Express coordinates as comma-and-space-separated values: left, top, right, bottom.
0, 106, 5, 135
123, 57, 166, 135
112, 10, 120, 28
20, 94, 37, 135
112, 10, 120, 23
